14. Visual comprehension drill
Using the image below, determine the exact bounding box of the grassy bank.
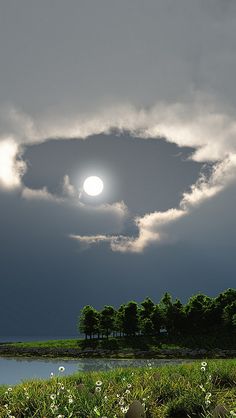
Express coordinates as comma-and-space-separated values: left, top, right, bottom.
0, 360, 236, 417
1, 335, 234, 360
6, 332, 236, 351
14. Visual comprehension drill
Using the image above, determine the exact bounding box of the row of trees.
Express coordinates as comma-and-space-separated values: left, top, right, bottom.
78, 289, 236, 339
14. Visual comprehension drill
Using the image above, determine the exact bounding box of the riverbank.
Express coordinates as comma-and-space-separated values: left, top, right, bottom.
0, 343, 236, 359
0, 360, 235, 417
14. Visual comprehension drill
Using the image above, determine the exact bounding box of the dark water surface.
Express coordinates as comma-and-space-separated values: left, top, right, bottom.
0, 357, 192, 385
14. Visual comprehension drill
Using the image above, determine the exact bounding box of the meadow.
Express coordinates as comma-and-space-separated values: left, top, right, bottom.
0, 360, 235, 418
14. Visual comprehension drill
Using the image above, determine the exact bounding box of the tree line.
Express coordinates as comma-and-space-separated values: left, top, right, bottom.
78, 288, 236, 340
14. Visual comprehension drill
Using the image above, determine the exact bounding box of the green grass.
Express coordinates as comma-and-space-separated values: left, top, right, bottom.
7, 331, 236, 352
0, 360, 236, 417
8, 338, 82, 349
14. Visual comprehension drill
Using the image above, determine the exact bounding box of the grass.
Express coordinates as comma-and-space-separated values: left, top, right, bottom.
6, 331, 236, 352
7, 339, 82, 350
0, 360, 236, 417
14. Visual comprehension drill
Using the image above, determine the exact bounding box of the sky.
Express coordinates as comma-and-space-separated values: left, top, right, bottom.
0, 0, 236, 336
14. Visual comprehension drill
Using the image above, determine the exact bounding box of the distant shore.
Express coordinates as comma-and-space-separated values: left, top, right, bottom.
0, 343, 236, 359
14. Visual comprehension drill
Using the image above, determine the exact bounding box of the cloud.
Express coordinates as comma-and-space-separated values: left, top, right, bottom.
21, 186, 63, 203
1, 98, 236, 252
0, 139, 25, 189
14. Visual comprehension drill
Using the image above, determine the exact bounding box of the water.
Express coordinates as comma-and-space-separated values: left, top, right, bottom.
0, 357, 191, 385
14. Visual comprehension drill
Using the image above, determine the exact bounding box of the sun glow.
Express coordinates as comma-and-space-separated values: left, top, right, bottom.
83, 176, 104, 196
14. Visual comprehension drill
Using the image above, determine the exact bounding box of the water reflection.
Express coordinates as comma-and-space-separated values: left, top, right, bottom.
0, 357, 192, 385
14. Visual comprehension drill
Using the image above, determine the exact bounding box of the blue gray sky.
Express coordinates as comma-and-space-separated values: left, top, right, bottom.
0, 0, 236, 336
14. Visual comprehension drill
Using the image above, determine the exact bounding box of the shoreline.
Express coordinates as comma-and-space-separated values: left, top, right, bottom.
0, 344, 235, 359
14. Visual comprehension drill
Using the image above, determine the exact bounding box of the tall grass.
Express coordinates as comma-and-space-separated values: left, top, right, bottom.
0, 360, 235, 417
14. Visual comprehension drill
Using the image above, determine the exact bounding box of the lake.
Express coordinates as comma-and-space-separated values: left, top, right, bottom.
0, 357, 192, 385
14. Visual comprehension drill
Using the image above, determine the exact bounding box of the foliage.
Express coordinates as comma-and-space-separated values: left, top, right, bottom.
0, 360, 236, 417
77, 289, 236, 344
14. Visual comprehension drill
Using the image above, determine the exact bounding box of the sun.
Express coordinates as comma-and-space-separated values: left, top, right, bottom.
83, 176, 104, 196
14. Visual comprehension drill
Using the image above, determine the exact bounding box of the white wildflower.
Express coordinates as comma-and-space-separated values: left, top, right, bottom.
59, 366, 65, 372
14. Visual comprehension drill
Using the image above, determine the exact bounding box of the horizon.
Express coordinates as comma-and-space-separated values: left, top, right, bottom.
1, 0, 236, 337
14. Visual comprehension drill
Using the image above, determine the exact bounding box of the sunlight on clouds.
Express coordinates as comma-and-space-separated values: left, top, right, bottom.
0, 139, 25, 189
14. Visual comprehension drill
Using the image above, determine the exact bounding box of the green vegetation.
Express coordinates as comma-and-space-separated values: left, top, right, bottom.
0, 360, 236, 417
78, 289, 236, 349
8, 339, 82, 350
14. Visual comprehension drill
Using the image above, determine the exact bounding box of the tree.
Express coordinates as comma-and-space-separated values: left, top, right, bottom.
100, 306, 116, 339
167, 299, 185, 335
78, 305, 99, 339
114, 304, 125, 337
123, 301, 140, 336
140, 297, 155, 321
159, 292, 173, 331
185, 294, 212, 334
223, 300, 236, 329
140, 318, 154, 336
151, 305, 163, 335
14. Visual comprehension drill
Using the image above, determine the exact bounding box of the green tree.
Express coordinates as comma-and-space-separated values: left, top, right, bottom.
114, 304, 125, 337
123, 301, 140, 336
151, 305, 163, 335
78, 305, 99, 339
100, 305, 116, 339
223, 300, 236, 329
167, 299, 185, 335
140, 318, 154, 336
185, 294, 212, 334
159, 292, 173, 331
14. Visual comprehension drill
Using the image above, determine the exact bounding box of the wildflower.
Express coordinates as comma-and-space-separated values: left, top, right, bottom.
50, 372, 54, 378
121, 406, 129, 413
201, 366, 206, 372
201, 361, 207, 367
96, 380, 103, 386
127, 383, 132, 388
119, 399, 125, 406
57, 415, 65, 418
59, 366, 65, 372
95, 386, 101, 392
8, 387, 13, 392
125, 389, 131, 394
116, 394, 120, 398
50, 394, 56, 400
68, 398, 73, 404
